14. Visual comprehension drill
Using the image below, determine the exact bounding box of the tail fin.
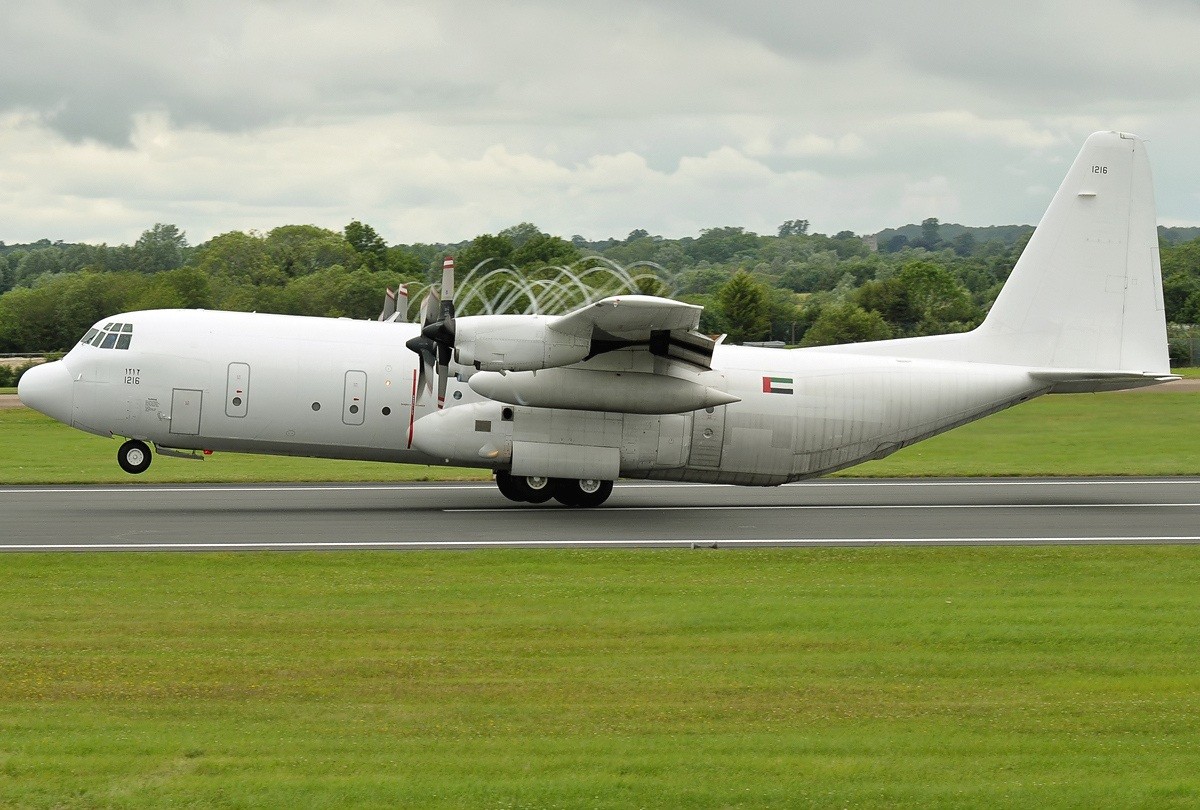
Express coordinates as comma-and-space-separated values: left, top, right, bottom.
974, 131, 1168, 372
821, 131, 1172, 380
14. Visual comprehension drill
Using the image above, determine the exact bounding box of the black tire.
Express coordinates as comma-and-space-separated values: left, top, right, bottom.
495, 471, 527, 502
523, 475, 555, 504
552, 478, 613, 508
117, 439, 152, 475
494, 471, 555, 504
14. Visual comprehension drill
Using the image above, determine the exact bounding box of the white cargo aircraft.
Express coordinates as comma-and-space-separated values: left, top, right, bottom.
18, 132, 1178, 506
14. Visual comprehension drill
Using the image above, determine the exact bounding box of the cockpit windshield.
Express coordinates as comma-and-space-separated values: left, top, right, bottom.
80, 322, 134, 350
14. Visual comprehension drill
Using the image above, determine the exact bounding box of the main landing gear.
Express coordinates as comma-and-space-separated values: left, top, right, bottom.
495, 471, 614, 508
117, 439, 152, 474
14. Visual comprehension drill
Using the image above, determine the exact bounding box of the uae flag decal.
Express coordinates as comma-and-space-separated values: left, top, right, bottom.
763, 376, 794, 394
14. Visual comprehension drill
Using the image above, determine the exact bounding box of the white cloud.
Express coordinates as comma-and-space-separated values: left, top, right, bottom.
1, 1, 1199, 247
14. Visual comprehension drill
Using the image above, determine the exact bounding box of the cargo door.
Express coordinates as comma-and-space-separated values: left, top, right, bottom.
226, 362, 250, 417
343, 370, 367, 425
688, 405, 726, 468
169, 388, 203, 435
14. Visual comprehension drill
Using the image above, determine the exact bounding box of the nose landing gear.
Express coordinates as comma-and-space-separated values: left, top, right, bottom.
117, 439, 152, 474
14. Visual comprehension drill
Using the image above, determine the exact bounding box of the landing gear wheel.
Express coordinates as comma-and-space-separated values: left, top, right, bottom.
495, 471, 528, 502
523, 475, 555, 504
117, 439, 152, 475
494, 471, 555, 503
552, 478, 614, 508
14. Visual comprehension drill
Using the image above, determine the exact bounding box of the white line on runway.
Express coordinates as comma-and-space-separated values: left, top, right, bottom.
448, 502, 1200, 513
2, 479, 1198, 496
4, 536, 1200, 551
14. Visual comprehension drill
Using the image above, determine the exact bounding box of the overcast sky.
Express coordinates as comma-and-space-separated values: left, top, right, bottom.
2, 0, 1199, 247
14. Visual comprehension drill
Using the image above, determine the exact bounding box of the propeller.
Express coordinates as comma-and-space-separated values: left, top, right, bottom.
406, 257, 457, 409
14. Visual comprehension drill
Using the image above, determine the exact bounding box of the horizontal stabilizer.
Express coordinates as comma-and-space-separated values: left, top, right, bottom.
1027, 368, 1180, 393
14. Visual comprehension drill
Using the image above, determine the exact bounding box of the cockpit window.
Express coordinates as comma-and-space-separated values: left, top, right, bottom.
83, 322, 135, 350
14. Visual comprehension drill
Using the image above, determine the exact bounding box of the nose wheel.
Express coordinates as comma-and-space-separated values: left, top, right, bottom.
117, 439, 152, 474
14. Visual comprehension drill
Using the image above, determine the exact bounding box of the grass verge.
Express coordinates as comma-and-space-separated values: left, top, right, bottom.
0, 407, 489, 484
1, 548, 1199, 807
2, 390, 1197, 484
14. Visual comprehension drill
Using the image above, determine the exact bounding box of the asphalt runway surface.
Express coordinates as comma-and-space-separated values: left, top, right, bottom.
2, 478, 1199, 551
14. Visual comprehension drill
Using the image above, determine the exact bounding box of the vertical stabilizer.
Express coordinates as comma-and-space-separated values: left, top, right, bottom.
818, 132, 1171, 379
975, 131, 1168, 372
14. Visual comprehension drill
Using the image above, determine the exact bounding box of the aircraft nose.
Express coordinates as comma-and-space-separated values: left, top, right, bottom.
17, 361, 75, 425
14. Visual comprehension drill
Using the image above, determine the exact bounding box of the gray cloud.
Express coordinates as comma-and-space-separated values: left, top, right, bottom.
0, 1, 1198, 244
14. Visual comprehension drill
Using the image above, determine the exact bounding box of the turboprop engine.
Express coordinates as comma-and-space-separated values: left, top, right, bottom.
468, 367, 739, 414
452, 314, 590, 372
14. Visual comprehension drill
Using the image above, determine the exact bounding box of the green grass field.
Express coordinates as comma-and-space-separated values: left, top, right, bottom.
2, 388, 1198, 806
2, 390, 1197, 484
2, 549, 1199, 807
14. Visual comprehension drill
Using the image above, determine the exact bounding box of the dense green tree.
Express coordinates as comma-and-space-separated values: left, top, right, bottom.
715, 270, 771, 343
277, 266, 396, 319
895, 260, 978, 333
191, 231, 282, 287
800, 302, 893, 347
457, 233, 515, 272
267, 225, 358, 277
343, 220, 388, 271
14, 248, 67, 285
510, 232, 581, 269
919, 217, 942, 250
855, 277, 918, 332
134, 223, 188, 272
130, 266, 213, 311
778, 219, 809, 237
498, 222, 543, 249
674, 265, 731, 295
688, 227, 761, 264
386, 246, 429, 277
0, 271, 148, 351
950, 231, 977, 257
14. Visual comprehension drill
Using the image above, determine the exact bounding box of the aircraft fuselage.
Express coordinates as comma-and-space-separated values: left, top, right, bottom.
34, 308, 1047, 486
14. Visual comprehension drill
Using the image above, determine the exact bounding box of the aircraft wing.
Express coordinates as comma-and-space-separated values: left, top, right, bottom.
465, 295, 733, 412
553, 295, 703, 338
551, 295, 717, 370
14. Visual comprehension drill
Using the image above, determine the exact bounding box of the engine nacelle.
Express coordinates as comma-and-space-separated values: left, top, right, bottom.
452, 314, 590, 372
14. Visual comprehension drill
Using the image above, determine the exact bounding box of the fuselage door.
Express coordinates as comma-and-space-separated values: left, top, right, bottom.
226, 362, 250, 417
343, 370, 367, 426
688, 405, 726, 468
169, 388, 203, 435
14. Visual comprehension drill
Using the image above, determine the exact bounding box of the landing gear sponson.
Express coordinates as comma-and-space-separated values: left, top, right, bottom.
495, 470, 614, 508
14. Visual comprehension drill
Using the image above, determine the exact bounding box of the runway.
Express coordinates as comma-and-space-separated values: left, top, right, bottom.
2, 478, 1199, 551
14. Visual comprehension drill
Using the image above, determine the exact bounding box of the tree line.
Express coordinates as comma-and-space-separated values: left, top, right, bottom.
3, 217, 1200, 366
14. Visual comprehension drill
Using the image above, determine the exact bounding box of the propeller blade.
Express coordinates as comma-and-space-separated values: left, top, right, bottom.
440, 256, 455, 319
405, 335, 437, 397
435, 342, 453, 409
378, 287, 396, 321
418, 288, 440, 328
